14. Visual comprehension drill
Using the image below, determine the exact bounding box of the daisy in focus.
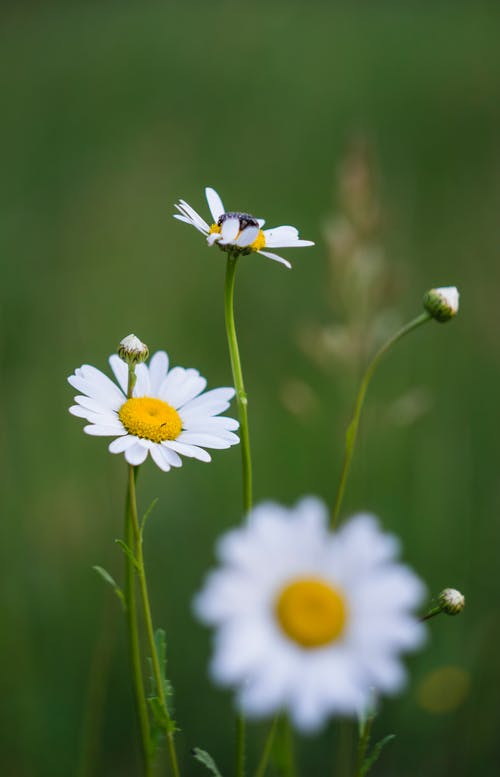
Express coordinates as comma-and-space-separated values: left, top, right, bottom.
174, 186, 314, 269
195, 497, 426, 732
68, 337, 239, 471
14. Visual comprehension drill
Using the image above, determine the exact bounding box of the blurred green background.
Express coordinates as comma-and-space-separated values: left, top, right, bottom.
1, 1, 500, 775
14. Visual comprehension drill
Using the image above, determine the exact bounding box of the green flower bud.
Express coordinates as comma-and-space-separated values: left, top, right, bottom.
117, 334, 149, 365
438, 588, 465, 616
423, 286, 459, 322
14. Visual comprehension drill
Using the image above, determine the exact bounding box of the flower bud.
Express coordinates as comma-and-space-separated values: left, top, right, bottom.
117, 334, 149, 365
438, 588, 465, 616
423, 286, 459, 322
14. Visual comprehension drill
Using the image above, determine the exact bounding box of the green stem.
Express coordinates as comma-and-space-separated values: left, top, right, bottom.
224, 254, 254, 777
276, 717, 296, 777
253, 717, 279, 777
128, 465, 181, 777
420, 605, 443, 621
355, 712, 375, 777
124, 468, 152, 775
224, 255, 253, 514
331, 311, 431, 527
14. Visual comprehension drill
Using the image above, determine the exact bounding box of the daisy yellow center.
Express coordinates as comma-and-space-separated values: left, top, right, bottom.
209, 222, 266, 252
118, 397, 182, 442
275, 578, 348, 648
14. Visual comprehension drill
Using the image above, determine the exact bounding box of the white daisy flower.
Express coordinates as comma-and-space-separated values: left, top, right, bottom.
68, 350, 239, 472
195, 497, 426, 732
173, 186, 314, 269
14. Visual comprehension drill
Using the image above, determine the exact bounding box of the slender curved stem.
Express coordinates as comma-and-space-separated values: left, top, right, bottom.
355, 710, 375, 777
224, 255, 253, 777
331, 312, 431, 527
224, 255, 253, 514
128, 465, 181, 777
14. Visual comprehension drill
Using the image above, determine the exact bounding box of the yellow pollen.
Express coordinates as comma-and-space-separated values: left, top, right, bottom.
209, 223, 221, 234
250, 230, 266, 251
118, 397, 182, 442
275, 577, 348, 649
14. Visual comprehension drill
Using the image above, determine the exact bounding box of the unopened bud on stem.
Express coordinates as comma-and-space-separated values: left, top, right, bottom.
117, 334, 149, 365
438, 587, 465, 616
423, 286, 459, 322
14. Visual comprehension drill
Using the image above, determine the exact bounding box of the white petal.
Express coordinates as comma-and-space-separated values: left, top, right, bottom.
180, 387, 235, 418
173, 213, 208, 235
257, 250, 292, 269
205, 187, 225, 221
263, 225, 299, 243
70, 406, 122, 427
207, 232, 222, 246
182, 416, 239, 432
148, 351, 169, 394
177, 431, 232, 449
257, 219, 266, 227
163, 440, 212, 463
176, 199, 210, 232
235, 226, 260, 247
108, 355, 129, 394
159, 367, 207, 408
124, 443, 149, 466
219, 218, 239, 244
72, 395, 112, 415
150, 445, 172, 472
161, 445, 183, 468
133, 363, 151, 397
109, 435, 137, 453
84, 424, 126, 437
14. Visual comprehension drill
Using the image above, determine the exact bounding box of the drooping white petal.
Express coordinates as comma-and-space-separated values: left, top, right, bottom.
173, 213, 208, 235
219, 218, 240, 244
176, 199, 210, 232
207, 232, 222, 246
235, 226, 260, 247
257, 250, 292, 269
205, 187, 225, 222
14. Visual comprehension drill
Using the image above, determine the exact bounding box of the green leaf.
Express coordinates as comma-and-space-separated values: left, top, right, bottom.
192, 747, 223, 777
92, 565, 125, 609
140, 497, 159, 536
114, 538, 139, 569
360, 734, 395, 777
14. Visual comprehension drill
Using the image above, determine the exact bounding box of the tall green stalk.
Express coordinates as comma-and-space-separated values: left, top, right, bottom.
124, 371, 152, 775
224, 254, 254, 777
331, 312, 431, 527
128, 465, 181, 777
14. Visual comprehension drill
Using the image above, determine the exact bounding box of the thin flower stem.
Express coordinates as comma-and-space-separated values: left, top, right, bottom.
224, 255, 253, 777
420, 605, 443, 621
128, 465, 181, 777
124, 366, 152, 775
253, 717, 279, 777
355, 711, 375, 777
331, 311, 431, 528
224, 255, 253, 514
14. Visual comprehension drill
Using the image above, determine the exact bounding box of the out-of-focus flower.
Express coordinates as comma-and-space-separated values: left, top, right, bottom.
174, 186, 314, 269
68, 350, 239, 471
195, 497, 426, 732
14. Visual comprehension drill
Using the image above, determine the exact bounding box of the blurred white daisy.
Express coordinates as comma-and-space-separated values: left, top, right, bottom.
174, 186, 314, 269
195, 497, 426, 732
68, 351, 239, 471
